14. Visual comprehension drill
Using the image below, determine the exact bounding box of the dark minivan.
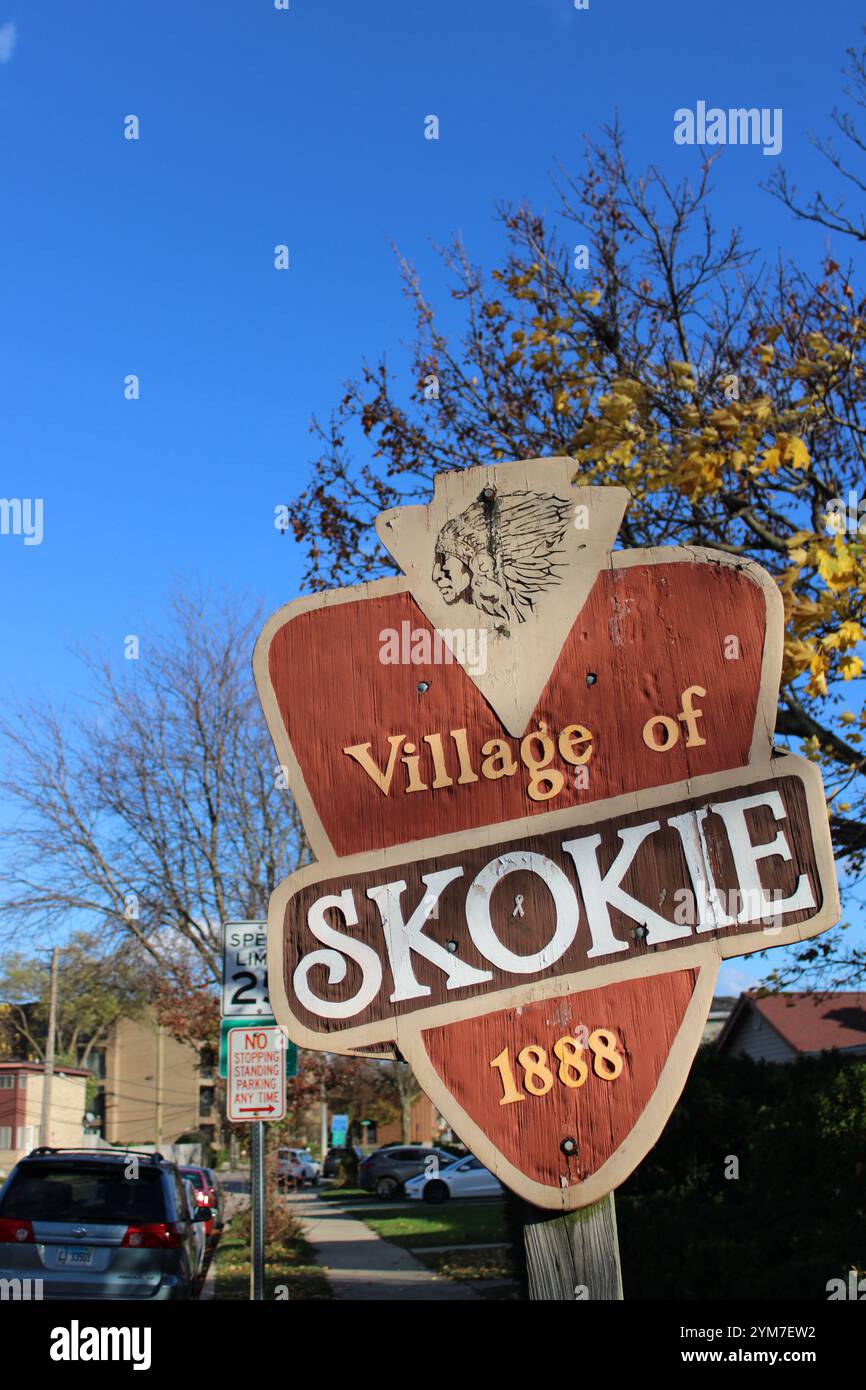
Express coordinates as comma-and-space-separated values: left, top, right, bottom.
0, 1147, 209, 1300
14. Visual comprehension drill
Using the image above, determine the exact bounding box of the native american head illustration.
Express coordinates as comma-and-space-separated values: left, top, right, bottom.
431, 489, 572, 624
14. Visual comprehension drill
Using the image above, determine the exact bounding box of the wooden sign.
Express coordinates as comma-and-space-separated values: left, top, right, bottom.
254, 457, 840, 1209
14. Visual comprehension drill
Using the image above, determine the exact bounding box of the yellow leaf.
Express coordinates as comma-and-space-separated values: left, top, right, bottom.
763, 434, 810, 473
822, 620, 864, 650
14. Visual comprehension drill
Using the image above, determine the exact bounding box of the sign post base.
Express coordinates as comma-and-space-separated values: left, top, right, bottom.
250, 1121, 265, 1301
524, 1194, 623, 1301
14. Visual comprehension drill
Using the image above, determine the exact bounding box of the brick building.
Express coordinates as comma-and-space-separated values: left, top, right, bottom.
0, 1061, 90, 1177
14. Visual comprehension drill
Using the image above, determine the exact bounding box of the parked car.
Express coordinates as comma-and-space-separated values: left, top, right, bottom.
404, 1154, 504, 1204
276, 1148, 320, 1188
357, 1146, 455, 1198
180, 1174, 207, 1288
0, 1146, 209, 1300
178, 1165, 220, 1242
322, 1145, 363, 1179
200, 1167, 225, 1234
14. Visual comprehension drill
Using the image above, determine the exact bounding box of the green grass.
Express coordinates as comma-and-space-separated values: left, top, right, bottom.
358, 1201, 509, 1250
212, 1232, 332, 1300
417, 1246, 515, 1280
318, 1186, 366, 1202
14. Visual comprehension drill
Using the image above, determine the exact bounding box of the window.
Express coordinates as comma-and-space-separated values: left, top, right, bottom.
0, 1127, 11, 1148
18, 1074, 27, 1090
199, 1088, 214, 1118
0, 1162, 166, 1223
0, 1076, 14, 1089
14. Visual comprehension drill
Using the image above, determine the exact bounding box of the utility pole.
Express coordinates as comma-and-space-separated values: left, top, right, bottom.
320, 1075, 328, 1161
155, 1024, 165, 1149
40, 947, 60, 1148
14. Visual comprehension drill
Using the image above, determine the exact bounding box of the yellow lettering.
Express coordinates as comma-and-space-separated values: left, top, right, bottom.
342, 735, 406, 793
422, 732, 453, 788
401, 742, 428, 793
450, 728, 479, 785
558, 723, 593, 766
520, 723, 564, 801
480, 738, 518, 780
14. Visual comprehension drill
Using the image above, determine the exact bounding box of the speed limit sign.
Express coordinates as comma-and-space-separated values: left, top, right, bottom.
221, 921, 272, 1018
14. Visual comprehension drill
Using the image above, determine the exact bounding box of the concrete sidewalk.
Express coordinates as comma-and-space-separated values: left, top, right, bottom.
286, 1189, 481, 1300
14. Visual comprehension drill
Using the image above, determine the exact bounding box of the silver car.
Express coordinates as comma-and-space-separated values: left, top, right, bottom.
0, 1147, 209, 1300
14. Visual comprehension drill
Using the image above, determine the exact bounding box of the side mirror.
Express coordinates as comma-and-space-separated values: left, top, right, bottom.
193, 1203, 210, 1222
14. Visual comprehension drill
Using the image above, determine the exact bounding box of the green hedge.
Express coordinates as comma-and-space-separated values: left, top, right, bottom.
615, 1049, 866, 1300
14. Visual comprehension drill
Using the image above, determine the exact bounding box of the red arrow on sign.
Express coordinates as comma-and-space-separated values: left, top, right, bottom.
238, 1105, 277, 1114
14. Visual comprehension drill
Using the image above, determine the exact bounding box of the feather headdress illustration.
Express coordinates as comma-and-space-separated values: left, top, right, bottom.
431, 489, 572, 624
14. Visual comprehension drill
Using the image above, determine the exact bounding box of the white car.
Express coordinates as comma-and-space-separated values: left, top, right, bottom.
276, 1147, 320, 1187
404, 1155, 503, 1203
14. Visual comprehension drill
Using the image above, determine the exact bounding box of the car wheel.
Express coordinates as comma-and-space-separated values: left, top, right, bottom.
310, 1175, 319, 1187
423, 1180, 449, 1205
375, 1176, 400, 1199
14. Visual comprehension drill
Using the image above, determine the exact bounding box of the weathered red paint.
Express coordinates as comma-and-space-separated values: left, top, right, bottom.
267, 562, 765, 855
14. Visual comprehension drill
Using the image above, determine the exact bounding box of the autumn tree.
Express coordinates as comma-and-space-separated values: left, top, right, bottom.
290, 38, 866, 991
0, 931, 151, 1068
379, 1059, 422, 1144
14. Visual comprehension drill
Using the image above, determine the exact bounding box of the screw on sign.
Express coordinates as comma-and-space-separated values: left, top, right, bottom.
226, 1025, 286, 1122
253, 458, 839, 1216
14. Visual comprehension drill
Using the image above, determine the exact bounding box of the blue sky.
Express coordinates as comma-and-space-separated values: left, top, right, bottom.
0, 0, 862, 990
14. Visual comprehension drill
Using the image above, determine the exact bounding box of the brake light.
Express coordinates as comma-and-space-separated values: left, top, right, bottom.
193, 1189, 211, 1206
0, 1217, 35, 1244
121, 1222, 183, 1250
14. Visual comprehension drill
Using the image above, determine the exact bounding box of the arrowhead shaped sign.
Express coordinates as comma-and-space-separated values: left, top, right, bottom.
254, 458, 840, 1209
376, 460, 629, 736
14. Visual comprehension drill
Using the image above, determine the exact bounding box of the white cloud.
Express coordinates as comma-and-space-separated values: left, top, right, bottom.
0, 20, 17, 64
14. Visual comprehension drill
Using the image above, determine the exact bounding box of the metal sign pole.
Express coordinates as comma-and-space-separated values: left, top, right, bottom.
250, 1120, 265, 1301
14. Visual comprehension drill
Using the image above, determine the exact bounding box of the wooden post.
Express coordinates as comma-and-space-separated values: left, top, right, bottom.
524, 1194, 623, 1301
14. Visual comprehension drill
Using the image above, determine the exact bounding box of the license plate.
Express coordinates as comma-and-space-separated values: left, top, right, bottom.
57, 1247, 93, 1266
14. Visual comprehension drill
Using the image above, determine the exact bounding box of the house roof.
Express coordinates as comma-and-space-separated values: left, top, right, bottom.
718, 991, 866, 1055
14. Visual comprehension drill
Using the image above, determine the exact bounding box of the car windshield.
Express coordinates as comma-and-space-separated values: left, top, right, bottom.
443, 1155, 481, 1173
0, 1161, 166, 1224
